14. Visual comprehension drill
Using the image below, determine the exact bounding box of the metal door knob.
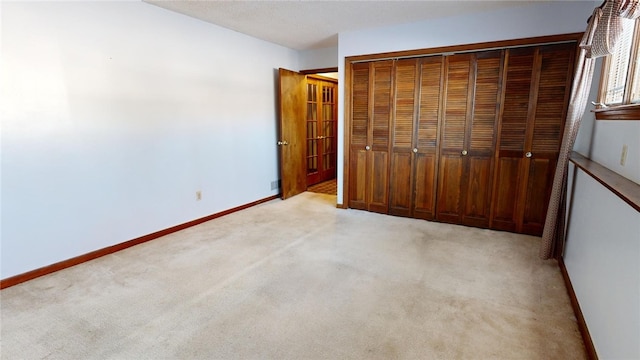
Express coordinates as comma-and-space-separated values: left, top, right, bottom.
365, 145, 371, 151
461, 150, 468, 156
525, 151, 532, 158
413, 148, 418, 153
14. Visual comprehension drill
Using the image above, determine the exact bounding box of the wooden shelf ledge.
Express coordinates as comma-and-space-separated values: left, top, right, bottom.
569, 151, 640, 212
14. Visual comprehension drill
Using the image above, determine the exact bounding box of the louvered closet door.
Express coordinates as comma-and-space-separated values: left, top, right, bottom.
348, 60, 394, 213
462, 50, 502, 228
437, 54, 473, 223
389, 57, 444, 219
437, 51, 502, 227
389, 59, 419, 217
367, 60, 394, 213
491, 43, 575, 235
521, 43, 574, 235
413, 56, 444, 220
491, 47, 535, 232
349, 62, 370, 210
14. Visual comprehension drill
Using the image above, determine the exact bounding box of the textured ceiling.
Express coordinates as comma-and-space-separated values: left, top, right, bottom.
145, 1, 532, 50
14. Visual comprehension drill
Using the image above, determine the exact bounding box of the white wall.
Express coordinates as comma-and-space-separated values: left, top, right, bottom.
299, 46, 338, 70
589, 119, 640, 182
564, 164, 640, 359
564, 40, 640, 358
1, 2, 298, 278
336, 0, 599, 205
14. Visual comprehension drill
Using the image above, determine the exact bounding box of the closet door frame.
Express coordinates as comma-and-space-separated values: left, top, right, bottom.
343, 33, 583, 209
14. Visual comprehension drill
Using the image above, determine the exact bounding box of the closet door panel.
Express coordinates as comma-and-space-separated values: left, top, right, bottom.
462, 51, 502, 227
437, 54, 471, 222
349, 148, 368, 210
463, 156, 494, 227
389, 152, 412, 216
369, 152, 389, 213
371, 61, 393, 152
497, 48, 535, 153
348, 63, 370, 209
350, 63, 370, 147
413, 153, 437, 219
417, 57, 443, 150
491, 156, 522, 232
414, 57, 443, 220
530, 44, 574, 155
522, 156, 556, 235
389, 59, 418, 217
521, 43, 574, 235
491, 48, 535, 231
440, 55, 471, 151
368, 61, 394, 213
437, 153, 464, 223
468, 53, 501, 153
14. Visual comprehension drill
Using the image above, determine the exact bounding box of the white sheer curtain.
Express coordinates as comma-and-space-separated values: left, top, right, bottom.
540, 0, 640, 259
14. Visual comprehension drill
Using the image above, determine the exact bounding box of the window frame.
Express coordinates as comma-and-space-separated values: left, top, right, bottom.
595, 18, 640, 120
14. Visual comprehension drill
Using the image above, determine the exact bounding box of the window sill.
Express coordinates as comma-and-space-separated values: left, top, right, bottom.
593, 103, 640, 120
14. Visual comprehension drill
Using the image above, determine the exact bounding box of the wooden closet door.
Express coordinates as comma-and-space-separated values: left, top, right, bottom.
491, 47, 535, 232
389, 59, 419, 217
521, 43, 574, 235
349, 63, 370, 210
367, 60, 394, 214
389, 57, 444, 219
413, 56, 444, 220
437, 54, 473, 224
491, 43, 575, 235
348, 61, 394, 214
437, 51, 501, 227
462, 50, 502, 228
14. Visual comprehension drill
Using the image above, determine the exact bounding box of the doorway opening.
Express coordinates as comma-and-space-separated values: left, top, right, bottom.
277, 67, 338, 199
303, 71, 338, 196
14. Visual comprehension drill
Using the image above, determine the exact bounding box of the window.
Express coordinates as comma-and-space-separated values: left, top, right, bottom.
596, 18, 640, 119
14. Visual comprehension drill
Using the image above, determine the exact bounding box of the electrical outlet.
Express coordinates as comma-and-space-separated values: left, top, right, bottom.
620, 144, 628, 166
270, 180, 280, 190
196, 191, 202, 201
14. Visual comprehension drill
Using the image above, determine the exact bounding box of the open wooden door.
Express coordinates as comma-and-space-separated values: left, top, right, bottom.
278, 68, 307, 199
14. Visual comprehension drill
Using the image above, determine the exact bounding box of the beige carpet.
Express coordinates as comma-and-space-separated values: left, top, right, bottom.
0, 192, 585, 359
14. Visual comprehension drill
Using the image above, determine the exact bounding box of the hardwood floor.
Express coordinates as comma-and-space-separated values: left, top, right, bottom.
307, 179, 337, 195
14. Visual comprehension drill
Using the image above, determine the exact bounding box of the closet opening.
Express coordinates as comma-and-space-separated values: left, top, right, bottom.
342, 33, 582, 235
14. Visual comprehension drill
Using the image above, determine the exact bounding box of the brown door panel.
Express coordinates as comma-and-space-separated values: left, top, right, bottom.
413, 153, 437, 220
522, 155, 557, 235
491, 157, 523, 232
368, 151, 390, 214
389, 151, 413, 217
436, 154, 464, 222
278, 68, 307, 199
462, 156, 493, 227
349, 147, 368, 210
